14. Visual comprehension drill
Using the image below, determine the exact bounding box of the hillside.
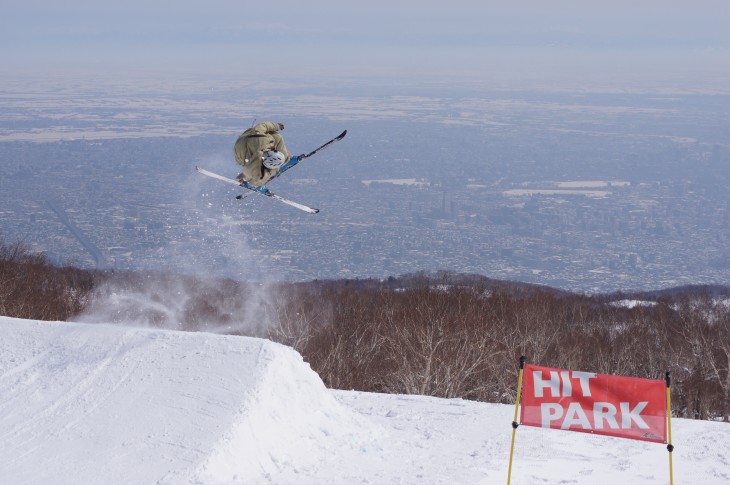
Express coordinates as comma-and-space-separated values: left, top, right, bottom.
1, 316, 729, 484
2, 241, 730, 422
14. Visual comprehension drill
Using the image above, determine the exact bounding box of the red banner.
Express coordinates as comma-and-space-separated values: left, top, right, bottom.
520, 364, 667, 443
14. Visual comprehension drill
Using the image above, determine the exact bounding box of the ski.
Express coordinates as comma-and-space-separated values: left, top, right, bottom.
266, 129, 347, 183
299, 130, 347, 161
195, 166, 320, 214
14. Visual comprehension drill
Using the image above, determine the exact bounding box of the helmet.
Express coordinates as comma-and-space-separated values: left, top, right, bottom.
262, 151, 286, 169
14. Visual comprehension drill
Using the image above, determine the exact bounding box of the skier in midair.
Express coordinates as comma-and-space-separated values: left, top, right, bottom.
234, 121, 291, 187
197, 127, 346, 213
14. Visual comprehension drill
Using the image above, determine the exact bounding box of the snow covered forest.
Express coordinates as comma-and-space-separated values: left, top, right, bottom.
2, 239, 729, 422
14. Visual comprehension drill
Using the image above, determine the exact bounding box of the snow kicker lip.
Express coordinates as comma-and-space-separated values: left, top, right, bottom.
0, 318, 372, 484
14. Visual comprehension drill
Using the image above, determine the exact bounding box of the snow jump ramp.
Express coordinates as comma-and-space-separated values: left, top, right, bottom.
0, 317, 373, 484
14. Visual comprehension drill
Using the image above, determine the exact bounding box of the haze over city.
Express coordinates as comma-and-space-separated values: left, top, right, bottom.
4, 1, 729, 84
2, 1, 729, 292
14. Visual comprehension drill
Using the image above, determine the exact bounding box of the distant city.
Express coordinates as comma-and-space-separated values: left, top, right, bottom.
1, 78, 729, 293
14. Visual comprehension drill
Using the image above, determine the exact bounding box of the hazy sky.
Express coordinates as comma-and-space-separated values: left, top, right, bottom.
3, 1, 729, 87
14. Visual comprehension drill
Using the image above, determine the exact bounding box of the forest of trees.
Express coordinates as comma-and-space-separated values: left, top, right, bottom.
0, 241, 94, 320
1, 241, 729, 422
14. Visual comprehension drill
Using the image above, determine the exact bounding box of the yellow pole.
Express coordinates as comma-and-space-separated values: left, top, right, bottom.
507, 356, 526, 485
665, 372, 674, 485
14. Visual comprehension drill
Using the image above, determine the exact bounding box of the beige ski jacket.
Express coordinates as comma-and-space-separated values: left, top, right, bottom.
234, 121, 291, 186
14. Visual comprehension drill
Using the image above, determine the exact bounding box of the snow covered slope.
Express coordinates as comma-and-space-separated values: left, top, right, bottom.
0, 317, 373, 484
1, 316, 729, 484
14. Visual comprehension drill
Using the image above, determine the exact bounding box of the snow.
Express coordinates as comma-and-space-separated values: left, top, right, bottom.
610, 299, 658, 309
1, 316, 728, 484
